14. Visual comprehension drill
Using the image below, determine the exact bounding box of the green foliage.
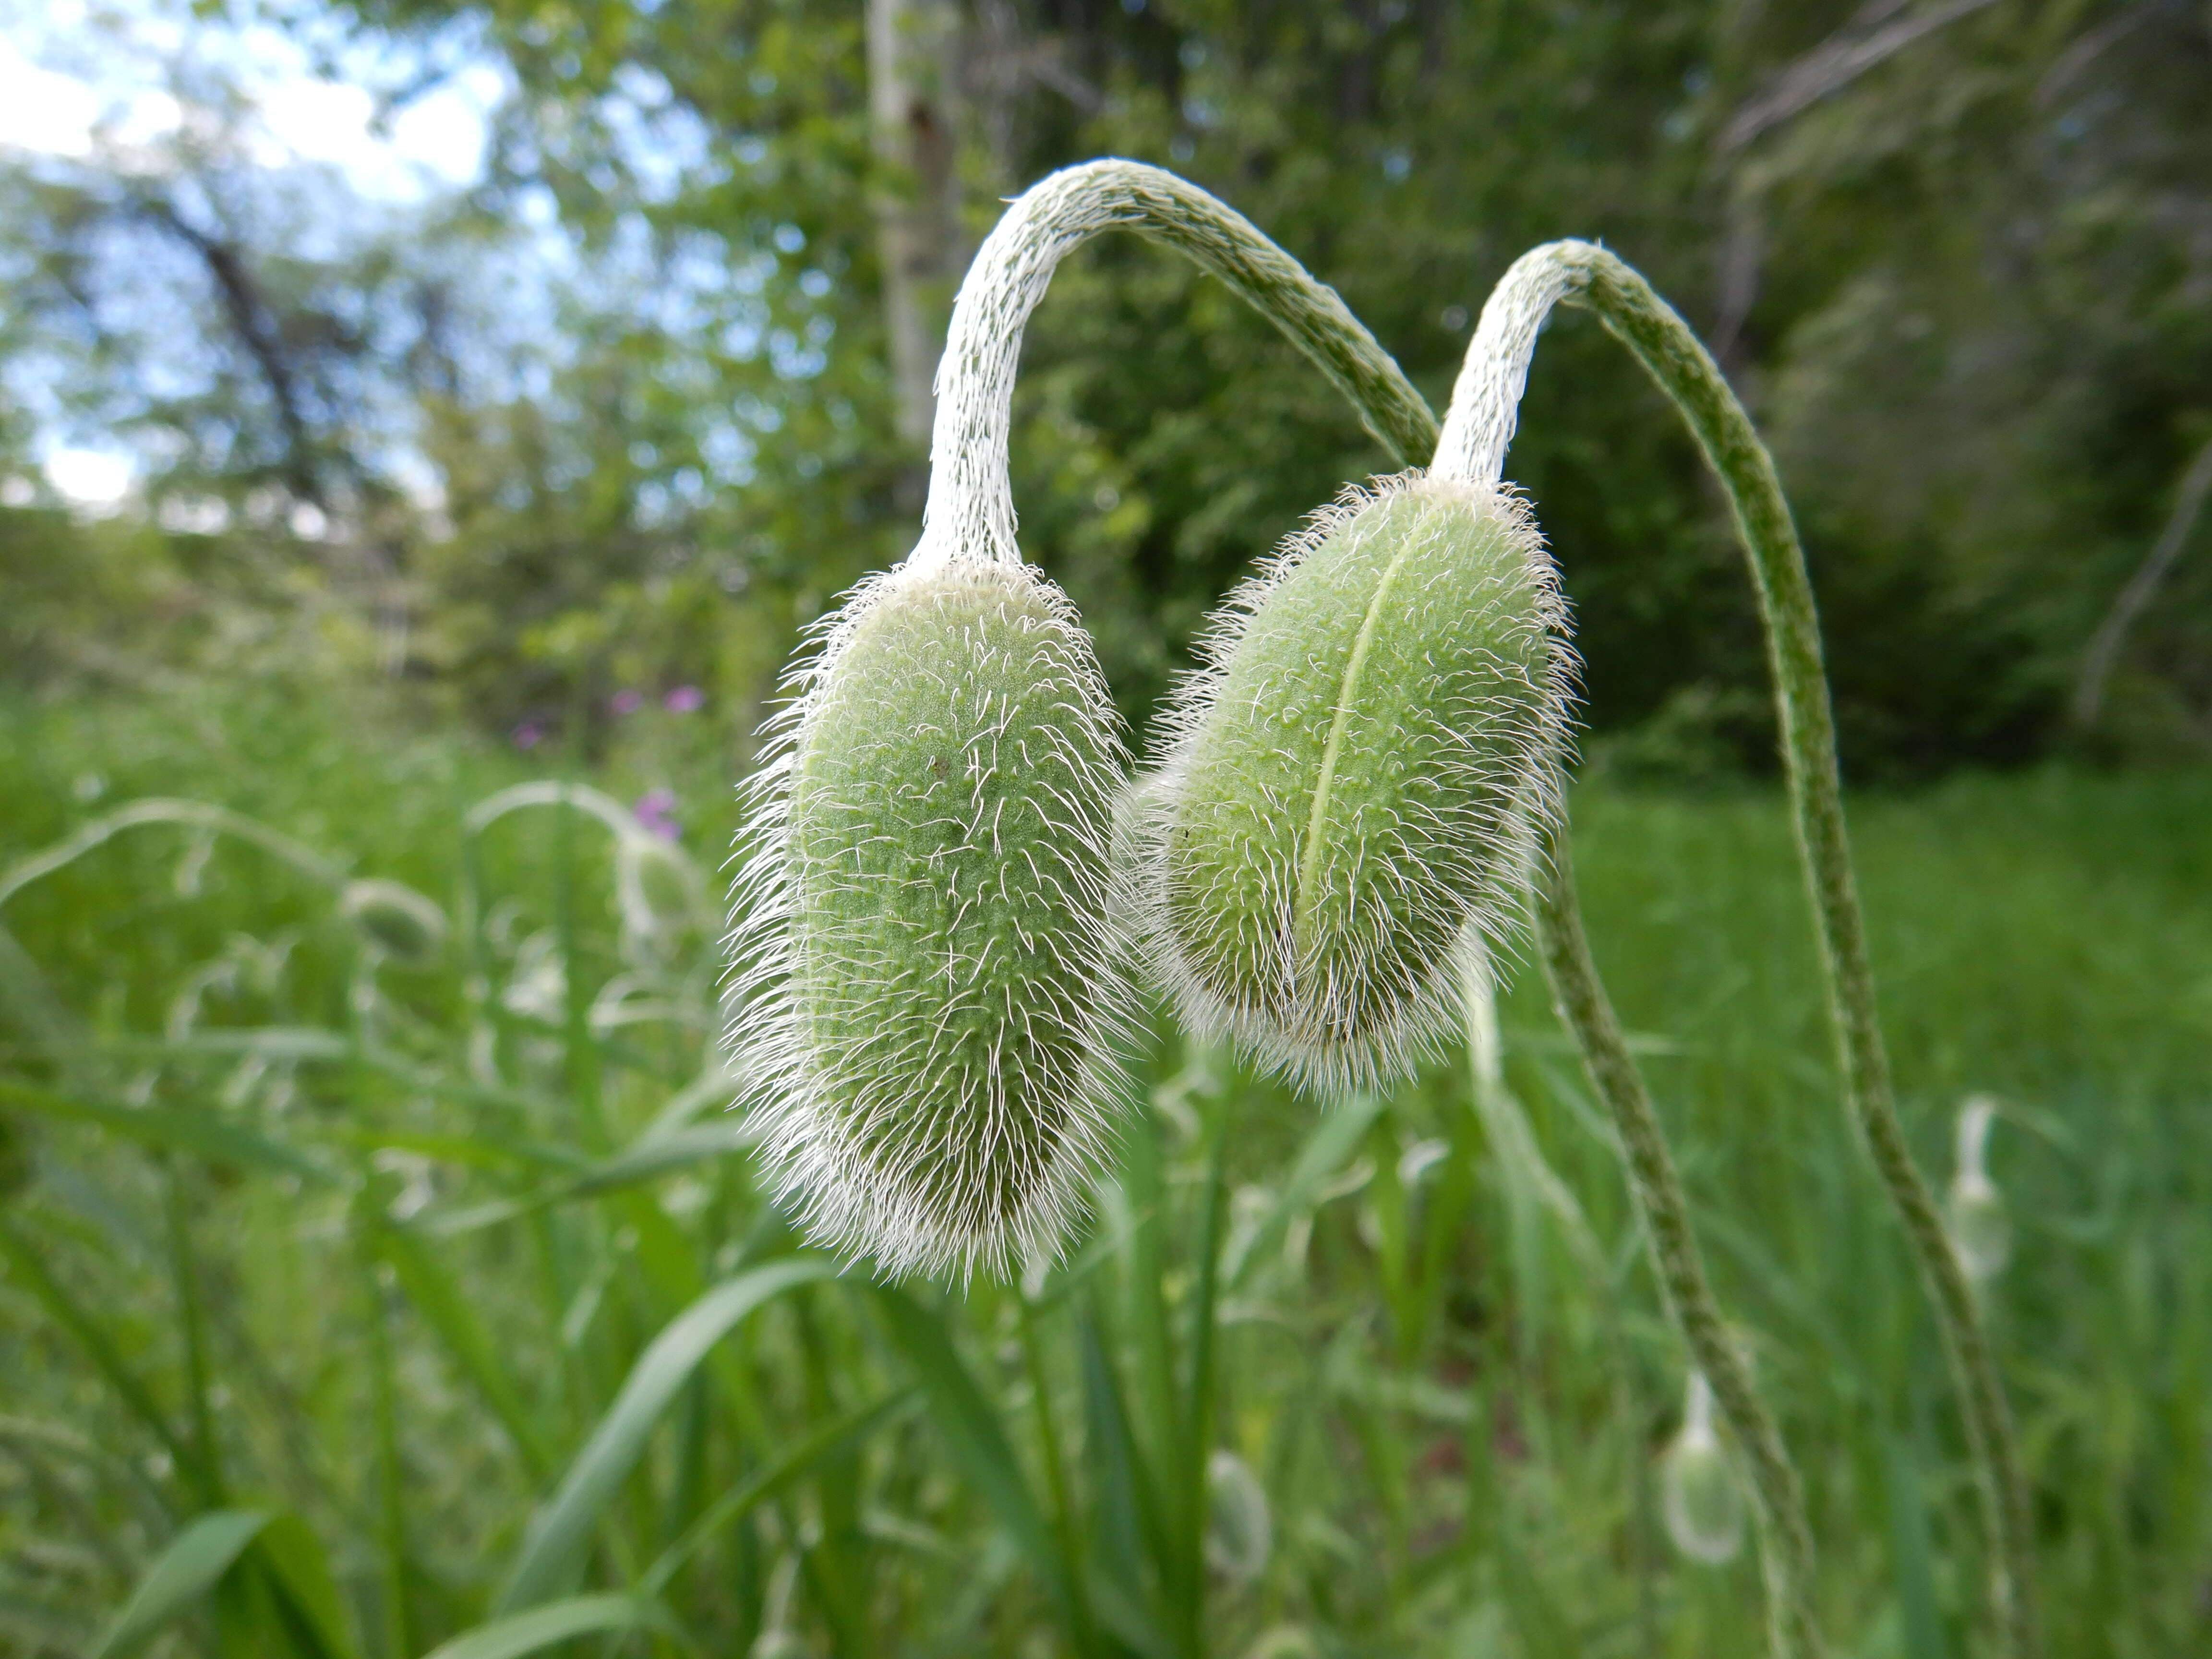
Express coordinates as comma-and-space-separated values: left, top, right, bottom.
11, 2, 2209, 770
2, 682, 2209, 1656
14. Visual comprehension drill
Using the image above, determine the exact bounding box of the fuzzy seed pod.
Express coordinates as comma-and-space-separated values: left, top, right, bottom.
340, 878, 447, 966
727, 558, 1130, 1280
1136, 473, 1572, 1091
1662, 1370, 1747, 1566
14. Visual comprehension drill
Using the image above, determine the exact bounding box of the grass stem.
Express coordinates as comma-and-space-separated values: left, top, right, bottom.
1534, 836, 1823, 1659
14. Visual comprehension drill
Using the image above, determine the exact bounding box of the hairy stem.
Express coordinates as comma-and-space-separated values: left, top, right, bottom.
1440, 239, 2035, 1659
1533, 836, 1823, 1659
919, 159, 1436, 569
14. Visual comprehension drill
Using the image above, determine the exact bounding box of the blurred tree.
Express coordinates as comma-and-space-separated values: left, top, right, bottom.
5, 0, 2207, 775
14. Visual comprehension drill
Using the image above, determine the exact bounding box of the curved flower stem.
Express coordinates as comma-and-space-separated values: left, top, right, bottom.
0, 798, 348, 912
1441, 240, 2035, 1659
919, 159, 1436, 570
1429, 276, 1821, 1655
1532, 830, 1823, 1659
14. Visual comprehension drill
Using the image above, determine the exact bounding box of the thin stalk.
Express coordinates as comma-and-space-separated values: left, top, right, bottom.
1464, 951, 1657, 1646
0, 799, 346, 915
358, 1221, 412, 1657
1532, 835, 1821, 1659
1017, 1297, 1098, 1657
162, 1160, 227, 1509
1182, 1091, 1232, 1500
1436, 239, 2034, 1659
1179, 1095, 1232, 1653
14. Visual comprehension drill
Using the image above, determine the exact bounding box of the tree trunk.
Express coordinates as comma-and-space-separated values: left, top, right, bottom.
868, 0, 965, 455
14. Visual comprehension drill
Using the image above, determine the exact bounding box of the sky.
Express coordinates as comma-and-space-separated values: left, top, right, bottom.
0, 0, 510, 503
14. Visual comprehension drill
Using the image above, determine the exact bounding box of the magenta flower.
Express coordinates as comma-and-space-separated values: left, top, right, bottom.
634, 787, 681, 840
610, 688, 645, 716
512, 721, 543, 750
663, 685, 706, 714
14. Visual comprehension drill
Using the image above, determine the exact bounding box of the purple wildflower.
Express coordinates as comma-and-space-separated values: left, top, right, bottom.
634, 787, 681, 841
513, 721, 543, 750
663, 685, 706, 714
610, 688, 645, 716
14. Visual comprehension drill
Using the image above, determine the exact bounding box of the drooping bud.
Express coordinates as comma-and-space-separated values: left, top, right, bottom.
1204, 1448, 1273, 1586
726, 159, 1436, 1275
615, 831, 706, 943
1944, 1094, 2011, 1284
1135, 473, 1572, 1091
727, 558, 1130, 1279
1661, 1370, 1746, 1566
340, 878, 448, 966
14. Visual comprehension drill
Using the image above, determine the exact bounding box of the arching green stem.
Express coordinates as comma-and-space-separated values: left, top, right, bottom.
1427, 265, 1822, 1659
918, 158, 1436, 570
1439, 240, 2034, 1659
1023, 171, 1824, 1648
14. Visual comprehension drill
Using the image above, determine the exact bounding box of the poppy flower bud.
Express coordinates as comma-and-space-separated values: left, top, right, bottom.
340, 878, 447, 966
1205, 1448, 1273, 1585
727, 557, 1129, 1280
1944, 1094, 2011, 1283
615, 832, 705, 942
1136, 473, 1572, 1090
728, 158, 1435, 1276
1662, 1370, 1747, 1566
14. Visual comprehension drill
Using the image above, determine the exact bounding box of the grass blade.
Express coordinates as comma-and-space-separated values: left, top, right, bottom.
0, 1216, 202, 1494
401, 1117, 755, 1239
1887, 1434, 1951, 1659
640, 1387, 918, 1597
1078, 1309, 1175, 1659
496, 1257, 836, 1611
252, 1512, 362, 1659
0, 1078, 333, 1183
89, 1508, 270, 1659
869, 1285, 1085, 1641
420, 1593, 692, 1659
375, 1223, 553, 1477
1223, 1093, 1385, 1292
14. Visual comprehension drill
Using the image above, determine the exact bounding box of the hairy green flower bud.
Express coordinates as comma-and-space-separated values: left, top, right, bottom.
1662, 1370, 1746, 1566
727, 558, 1130, 1279
1136, 473, 1572, 1090
340, 878, 447, 966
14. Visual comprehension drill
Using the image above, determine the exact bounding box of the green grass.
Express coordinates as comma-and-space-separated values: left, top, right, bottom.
2, 678, 2207, 1658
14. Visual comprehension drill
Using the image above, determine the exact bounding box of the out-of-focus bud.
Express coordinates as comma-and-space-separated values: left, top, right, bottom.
339, 878, 447, 966
1662, 1370, 1746, 1566
1944, 1094, 2011, 1284
616, 831, 706, 941
1205, 1448, 1273, 1586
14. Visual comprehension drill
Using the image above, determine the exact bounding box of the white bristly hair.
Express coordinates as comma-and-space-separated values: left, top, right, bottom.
725, 159, 1443, 1277
1130, 470, 1576, 1094
723, 558, 1134, 1282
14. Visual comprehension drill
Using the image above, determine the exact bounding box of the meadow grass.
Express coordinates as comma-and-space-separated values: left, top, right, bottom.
1, 679, 2206, 1658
